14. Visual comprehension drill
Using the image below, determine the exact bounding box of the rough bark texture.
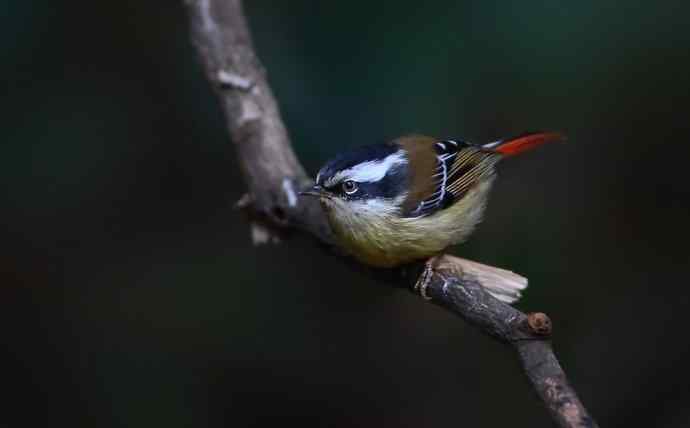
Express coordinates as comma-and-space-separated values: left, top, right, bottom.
184, 1, 598, 427
186, 0, 332, 243
421, 256, 596, 428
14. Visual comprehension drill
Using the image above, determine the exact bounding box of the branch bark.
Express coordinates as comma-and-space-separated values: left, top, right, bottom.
184, 1, 598, 427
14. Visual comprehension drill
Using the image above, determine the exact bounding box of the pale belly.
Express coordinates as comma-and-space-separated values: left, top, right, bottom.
324, 179, 494, 268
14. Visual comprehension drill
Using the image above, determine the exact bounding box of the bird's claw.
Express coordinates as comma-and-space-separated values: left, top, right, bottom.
414, 257, 437, 300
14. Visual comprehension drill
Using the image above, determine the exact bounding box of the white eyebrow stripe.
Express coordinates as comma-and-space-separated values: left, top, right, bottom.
325, 151, 407, 187
436, 142, 446, 150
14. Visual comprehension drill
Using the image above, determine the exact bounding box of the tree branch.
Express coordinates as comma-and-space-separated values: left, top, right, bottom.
184, 1, 598, 427
186, 0, 332, 243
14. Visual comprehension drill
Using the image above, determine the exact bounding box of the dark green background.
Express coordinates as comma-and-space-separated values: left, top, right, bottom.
3, 1, 690, 426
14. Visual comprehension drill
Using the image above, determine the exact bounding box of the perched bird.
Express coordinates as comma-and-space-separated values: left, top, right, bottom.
301, 132, 563, 271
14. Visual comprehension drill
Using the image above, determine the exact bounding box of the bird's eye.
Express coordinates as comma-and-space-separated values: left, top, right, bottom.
342, 180, 358, 195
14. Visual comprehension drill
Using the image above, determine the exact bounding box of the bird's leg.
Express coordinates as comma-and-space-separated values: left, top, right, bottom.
414, 255, 442, 300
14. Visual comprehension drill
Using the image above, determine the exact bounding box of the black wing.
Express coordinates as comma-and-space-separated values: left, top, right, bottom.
408, 140, 498, 217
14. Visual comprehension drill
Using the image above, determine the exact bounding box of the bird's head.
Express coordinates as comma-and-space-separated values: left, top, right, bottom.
301, 143, 410, 219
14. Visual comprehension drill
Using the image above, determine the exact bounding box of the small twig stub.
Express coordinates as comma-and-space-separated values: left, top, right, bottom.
217, 69, 254, 90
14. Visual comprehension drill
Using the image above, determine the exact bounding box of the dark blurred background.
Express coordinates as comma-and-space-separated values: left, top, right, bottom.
3, 1, 690, 426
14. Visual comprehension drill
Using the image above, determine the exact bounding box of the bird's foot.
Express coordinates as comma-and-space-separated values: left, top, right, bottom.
414, 256, 440, 300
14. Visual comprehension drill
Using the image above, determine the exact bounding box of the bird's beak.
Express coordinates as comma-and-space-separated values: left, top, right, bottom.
299, 184, 325, 198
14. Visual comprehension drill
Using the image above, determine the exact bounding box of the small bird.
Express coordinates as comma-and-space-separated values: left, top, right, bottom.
301, 132, 563, 272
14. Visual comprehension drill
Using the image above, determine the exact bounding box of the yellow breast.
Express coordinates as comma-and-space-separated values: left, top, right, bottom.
323, 178, 495, 268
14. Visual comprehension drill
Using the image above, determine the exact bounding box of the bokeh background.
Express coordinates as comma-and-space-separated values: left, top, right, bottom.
3, 1, 690, 426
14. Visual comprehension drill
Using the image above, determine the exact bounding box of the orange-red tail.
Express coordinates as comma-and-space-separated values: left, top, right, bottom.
483, 131, 565, 157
